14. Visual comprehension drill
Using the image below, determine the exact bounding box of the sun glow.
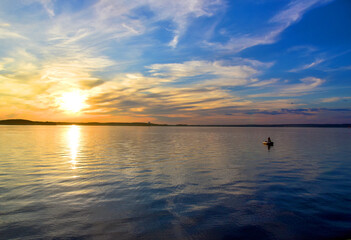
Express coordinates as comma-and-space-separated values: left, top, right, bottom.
58, 91, 88, 113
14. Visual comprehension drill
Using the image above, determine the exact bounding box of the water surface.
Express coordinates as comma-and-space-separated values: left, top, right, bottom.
1, 126, 351, 239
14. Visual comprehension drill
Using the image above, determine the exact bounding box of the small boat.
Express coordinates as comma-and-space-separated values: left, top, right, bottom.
263, 141, 274, 146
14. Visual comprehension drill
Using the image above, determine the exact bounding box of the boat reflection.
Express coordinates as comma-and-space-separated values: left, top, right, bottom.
67, 125, 80, 169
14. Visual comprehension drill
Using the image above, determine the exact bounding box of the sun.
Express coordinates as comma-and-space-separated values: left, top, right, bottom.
58, 91, 88, 113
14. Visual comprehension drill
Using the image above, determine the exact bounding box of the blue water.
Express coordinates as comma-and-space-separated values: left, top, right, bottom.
0, 126, 351, 239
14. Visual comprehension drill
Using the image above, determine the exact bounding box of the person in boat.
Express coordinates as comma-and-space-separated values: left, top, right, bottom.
267, 137, 272, 143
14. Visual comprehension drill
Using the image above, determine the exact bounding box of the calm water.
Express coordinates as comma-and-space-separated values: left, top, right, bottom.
1, 126, 351, 240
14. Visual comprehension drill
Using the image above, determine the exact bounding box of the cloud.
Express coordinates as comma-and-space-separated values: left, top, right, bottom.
287, 45, 318, 55
81, 59, 306, 122
39, 0, 55, 17
206, 0, 334, 52
145, 0, 223, 47
38, 52, 115, 101
270, 0, 333, 26
205, 27, 282, 52
323, 65, 351, 72
91, 0, 223, 48
243, 108, 351, 116
321, 97, 351, 103
20, 0, 55, 17
82, 59, 269, 119
147, 60, 265, 87
248, 78, 279, 87
0, 23, 27, 39
35, 0, 222, 51
249, 77, 324, 97
87, 84, 240, 119
289, 58, 325, 72
282, 77, 324, 93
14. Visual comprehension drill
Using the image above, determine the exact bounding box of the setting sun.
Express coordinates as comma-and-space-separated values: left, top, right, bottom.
58, 91, 88, 113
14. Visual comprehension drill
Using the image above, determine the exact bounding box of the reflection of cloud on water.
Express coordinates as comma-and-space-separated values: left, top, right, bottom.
67, 125, 80, 169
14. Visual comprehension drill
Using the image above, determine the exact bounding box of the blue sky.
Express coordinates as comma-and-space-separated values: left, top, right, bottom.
0, 0, 350, 124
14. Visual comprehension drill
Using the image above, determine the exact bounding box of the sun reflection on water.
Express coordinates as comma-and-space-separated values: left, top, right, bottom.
67, 125, 80, 169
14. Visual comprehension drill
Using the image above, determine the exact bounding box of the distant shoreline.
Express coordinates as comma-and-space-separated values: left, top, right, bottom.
1, 119, 350, 128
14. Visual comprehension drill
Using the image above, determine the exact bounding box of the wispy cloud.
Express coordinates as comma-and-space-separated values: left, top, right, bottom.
146, 0, 223, 48
148, 60, 259, 86
283, 77, 324, 94
205, 27, 281, 52
321, 97, 351, 103
289, 58, 325, 72
243, 108, 351, 116
248, 78, 279, 87
0, 23, 27, 39
91, 0, 223, 48
249, 77, 324, 97
270, 0, 333, 26
147, 58, 275, 87
207, 0, 334, 52
38, 0, 55, 17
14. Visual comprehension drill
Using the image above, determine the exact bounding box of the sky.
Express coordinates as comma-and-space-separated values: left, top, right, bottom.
0, 0, 351, 124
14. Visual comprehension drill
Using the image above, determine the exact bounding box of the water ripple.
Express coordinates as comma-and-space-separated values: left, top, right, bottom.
0, 126, 351, 239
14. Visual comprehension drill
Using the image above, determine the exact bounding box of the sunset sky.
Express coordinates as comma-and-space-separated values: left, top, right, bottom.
0, 0, 350, 124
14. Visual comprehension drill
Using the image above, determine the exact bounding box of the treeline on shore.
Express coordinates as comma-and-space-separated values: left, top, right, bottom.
0, 119, 166, 126
1, 119, 351, 128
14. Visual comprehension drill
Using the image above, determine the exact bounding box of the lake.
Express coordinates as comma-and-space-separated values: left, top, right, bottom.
1, 126, 351, 240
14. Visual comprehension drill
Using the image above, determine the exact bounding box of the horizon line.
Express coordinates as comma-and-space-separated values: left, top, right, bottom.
1, 119, 350, 128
